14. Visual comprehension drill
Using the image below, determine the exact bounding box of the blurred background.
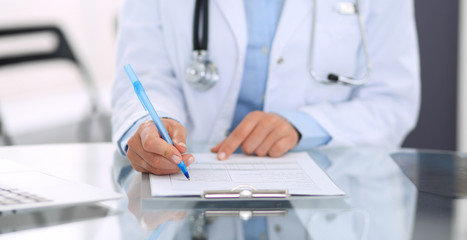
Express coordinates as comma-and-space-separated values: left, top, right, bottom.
0, 0, 465, 152
0, 0, 123, 145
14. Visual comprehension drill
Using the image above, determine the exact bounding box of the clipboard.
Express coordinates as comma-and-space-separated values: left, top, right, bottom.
203, 184, 288, 199
145, 152, 345, 201
140, 173, 347, 213
129, 173, 358, 229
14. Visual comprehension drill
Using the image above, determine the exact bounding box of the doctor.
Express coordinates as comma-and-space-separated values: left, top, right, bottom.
112, 0, 420, 175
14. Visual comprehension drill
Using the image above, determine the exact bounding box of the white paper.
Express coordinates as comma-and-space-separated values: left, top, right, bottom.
150, 152, 344, 196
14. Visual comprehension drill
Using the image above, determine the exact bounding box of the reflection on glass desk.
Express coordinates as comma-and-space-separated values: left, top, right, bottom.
0, 204, 112, 234
392, 150, 467, 198
114, 147, 417, 240
0, 143, 466, 239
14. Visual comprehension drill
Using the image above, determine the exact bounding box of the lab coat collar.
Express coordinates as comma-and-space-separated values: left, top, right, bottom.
271, 0, 312, 61
213, 0, 247, 55
214, 0, 312, 60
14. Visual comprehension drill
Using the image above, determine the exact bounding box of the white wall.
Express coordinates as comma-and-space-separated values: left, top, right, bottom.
0, 0, 123, 138
458, 0, 467, 152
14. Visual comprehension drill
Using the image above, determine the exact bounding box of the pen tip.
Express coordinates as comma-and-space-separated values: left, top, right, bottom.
188, 178, 191, 181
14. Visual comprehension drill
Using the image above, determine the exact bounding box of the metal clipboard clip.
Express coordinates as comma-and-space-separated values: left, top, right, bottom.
203, 184, 289, 199
204, 209, 288, 220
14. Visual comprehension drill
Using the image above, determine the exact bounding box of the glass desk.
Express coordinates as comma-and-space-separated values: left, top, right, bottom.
0, 143, 465, 239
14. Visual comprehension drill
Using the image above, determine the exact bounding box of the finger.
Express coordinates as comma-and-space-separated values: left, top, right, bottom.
210, 141, 223, 153
133, 152, 195, 175
129, 133, 180, 174
149, 154, 195, 175
241, 116, 279, 155
163, 119, 188, 154
128, 130, 158, 167
136, 146, 195, 171
182, 154, 195, 166
217, 111, 262, 160
127, 148, 147, 173
139, 122, 182, 164
129, 129, 195, 173
268, 137, 295, 158
128, 149, 169, 175
175, 141, 187, 154
153, 153, 195, 171
255, 124, 290, 157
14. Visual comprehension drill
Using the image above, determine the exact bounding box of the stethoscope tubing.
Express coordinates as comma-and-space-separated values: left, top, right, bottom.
187, 0, 373, 90
193, 0, 209, 51
308, 0, 371, 85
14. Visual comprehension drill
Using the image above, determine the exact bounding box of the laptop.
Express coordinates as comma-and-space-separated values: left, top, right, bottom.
0, 159, 122, 215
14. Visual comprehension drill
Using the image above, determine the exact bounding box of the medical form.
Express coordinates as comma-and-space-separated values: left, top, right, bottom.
150, 152, 345, 197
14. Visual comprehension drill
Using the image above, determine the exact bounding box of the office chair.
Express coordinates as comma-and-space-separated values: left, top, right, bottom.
0, 26, 110, 144
0, 104, 12, 145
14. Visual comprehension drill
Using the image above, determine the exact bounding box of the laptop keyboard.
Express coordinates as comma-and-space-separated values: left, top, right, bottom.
0, 186, 51, 205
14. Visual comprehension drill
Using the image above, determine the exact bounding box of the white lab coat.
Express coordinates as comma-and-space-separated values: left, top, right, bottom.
112, 0, 420, 149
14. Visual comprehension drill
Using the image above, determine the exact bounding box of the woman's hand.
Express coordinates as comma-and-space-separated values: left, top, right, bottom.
127, 119, 195, 175
211, 111, 299, 160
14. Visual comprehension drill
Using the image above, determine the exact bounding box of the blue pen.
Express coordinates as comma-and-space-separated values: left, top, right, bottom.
124, 64, 190, 180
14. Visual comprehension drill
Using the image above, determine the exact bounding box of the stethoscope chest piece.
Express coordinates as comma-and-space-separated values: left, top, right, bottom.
185, 50, 219, 91
185, 0, 372, 90
185, 0, 218, 91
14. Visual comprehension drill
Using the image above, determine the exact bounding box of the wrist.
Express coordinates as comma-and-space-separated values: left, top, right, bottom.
271, 113, 301, 145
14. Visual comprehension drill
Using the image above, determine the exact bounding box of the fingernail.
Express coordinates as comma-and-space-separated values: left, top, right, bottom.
188, 157, 195, 164
172, 155, 182, 164
218, 152, 226, 160
178, 142, 186, 148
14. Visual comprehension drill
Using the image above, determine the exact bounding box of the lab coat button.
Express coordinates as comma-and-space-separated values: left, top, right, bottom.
275, 225, 281, 233
277, 58, 284, 64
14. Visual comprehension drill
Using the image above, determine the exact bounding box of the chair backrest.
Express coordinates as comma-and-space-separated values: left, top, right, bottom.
0, 26, 78, 67
0, 25, 110, 144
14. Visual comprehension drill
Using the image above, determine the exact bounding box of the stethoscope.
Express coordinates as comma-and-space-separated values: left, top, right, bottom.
310, 0, 371, 85
185, 0, 219, 91
185, 0, 372, 91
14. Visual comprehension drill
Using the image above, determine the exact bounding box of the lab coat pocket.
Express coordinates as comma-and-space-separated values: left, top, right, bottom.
312, 23, 361, 82
309, 23, 361, 102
